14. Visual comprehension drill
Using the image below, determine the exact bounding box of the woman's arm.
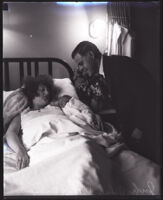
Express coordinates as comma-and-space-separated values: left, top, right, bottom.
3, 90, 28, 134
5, 115, 29, 169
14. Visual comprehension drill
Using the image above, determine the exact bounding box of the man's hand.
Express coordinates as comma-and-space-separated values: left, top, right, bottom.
16, 149, 30, 170
94, 114, 104, 131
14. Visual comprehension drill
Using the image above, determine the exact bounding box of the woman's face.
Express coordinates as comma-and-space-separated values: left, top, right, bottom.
32, 84, 50, 110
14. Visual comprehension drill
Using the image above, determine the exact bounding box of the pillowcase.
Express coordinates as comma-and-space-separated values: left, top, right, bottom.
53, 78, 78, 99
3, 90, 15, 103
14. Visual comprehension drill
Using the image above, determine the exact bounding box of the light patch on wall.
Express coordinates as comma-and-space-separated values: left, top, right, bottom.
3, 2, 108, 59
3, 29, 13, 50
3, 11, 10, 25
89, 19, 107, 38
3, 27, 36, 57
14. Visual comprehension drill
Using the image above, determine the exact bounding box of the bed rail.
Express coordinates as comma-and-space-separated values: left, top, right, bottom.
3, 57, 74, 91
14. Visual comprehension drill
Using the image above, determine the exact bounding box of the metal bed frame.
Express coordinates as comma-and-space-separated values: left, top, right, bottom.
3, 57, 74, 91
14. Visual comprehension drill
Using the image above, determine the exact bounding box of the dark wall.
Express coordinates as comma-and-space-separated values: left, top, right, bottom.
131, 2, 161, 162
131, 2, 160, 85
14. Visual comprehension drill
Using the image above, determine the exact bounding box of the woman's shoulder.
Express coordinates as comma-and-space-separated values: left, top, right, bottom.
4, 89, 28, 109
11, 89, 27, 102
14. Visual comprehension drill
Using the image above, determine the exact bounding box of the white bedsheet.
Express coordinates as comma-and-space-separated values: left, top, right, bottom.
4, 106, 160, 195
4, 137, 161, 195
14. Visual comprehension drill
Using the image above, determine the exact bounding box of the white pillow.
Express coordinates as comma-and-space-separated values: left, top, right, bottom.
3, 90, 15, 103
53, 78, 78, 99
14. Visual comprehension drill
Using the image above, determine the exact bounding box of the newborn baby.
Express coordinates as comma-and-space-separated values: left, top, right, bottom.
51, 95, 125, 157
53, 95, 99, 130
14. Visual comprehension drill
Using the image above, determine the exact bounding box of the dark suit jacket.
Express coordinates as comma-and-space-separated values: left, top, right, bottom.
103, 55, 160, 162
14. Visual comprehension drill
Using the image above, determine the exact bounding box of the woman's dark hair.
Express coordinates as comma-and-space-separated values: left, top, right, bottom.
71, 41, 101, 60
36, 74, 55, 102
22, 75, 56, 108
22, 76, 37, 108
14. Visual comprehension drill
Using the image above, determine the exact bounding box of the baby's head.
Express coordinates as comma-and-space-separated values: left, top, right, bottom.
57, 95, 72, 108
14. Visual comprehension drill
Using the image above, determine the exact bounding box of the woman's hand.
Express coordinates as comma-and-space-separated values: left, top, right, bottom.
16, 149, 30, 170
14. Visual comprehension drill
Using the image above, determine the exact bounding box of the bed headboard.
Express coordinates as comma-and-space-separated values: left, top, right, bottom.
3, 57, 74, 91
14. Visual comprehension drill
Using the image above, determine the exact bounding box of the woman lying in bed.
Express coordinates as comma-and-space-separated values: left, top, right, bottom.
4, 75, 125, 170
4, 75, 57, 169
3, 75, 55, 133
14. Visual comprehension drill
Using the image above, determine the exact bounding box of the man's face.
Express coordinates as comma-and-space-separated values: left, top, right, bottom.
73, 52, 96, 77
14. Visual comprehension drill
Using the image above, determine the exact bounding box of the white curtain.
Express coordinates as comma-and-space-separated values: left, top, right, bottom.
106, 2, 133, 57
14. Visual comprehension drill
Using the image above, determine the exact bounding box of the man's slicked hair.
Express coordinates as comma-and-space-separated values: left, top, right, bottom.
71, 41, 101, 59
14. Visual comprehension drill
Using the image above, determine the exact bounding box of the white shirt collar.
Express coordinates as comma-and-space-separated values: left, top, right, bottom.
99, 55, 105, 77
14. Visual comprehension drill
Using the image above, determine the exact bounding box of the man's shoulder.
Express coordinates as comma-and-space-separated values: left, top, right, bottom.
102, 55, 154, 83
103, 55, 126, 73
103, 55, 134, 63
103, 55, 141, 72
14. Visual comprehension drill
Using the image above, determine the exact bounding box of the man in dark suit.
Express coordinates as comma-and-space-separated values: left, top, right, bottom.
71, 41, 160, 164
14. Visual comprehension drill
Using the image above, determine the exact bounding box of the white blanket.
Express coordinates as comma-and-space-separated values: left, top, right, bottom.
4, 106, 160, 195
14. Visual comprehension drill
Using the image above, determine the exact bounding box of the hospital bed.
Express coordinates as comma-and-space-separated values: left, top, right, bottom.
3, 57, 161, 196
